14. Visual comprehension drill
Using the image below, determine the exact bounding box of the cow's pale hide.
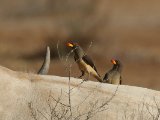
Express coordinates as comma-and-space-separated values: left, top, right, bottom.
0, 66, 160, 120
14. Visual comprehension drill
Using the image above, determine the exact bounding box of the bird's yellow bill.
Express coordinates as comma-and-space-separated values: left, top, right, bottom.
67, 43, 74, 47
111, 59, 116, 65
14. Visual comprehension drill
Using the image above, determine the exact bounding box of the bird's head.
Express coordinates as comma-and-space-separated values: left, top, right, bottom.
66, 41, 85, 57
111, 59, 122, 71
111, 59, 120, 65
111, 59, 122, 72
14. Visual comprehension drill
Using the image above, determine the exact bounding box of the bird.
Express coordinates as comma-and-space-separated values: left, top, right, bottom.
103, 59, 122, 85
66, 42, 102, 82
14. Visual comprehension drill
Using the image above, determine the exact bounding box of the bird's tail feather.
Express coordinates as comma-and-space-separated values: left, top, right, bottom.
94, 75, 103, 82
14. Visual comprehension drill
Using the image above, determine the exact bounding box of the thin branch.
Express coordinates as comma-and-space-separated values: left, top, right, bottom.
37, 109, 49, 120
70, 79, 85, 91
68, 65, 73, 119
56, 40, 64, 63
96, 84, 119, 111
146, 104, 155, 120
49, 93, 70, 107
74, 84, 119, 120
154, 97, 160, 120
85, 41, 93, 55
28, 102, 38, 120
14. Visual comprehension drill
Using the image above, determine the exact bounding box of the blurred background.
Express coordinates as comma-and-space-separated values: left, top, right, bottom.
0, 0, 160, 90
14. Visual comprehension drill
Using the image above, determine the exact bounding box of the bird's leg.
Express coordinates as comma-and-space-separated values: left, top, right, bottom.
119, 76, 122, 85
84, 73, 90, 81
88, 73, 90, 80
78, 70, 85, 78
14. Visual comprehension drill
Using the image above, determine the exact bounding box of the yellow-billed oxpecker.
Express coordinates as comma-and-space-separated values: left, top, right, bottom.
103, 59, 122, 84
66, 42, 102, 82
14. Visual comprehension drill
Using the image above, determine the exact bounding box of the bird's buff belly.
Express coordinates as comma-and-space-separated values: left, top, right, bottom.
76, 60, 97, 76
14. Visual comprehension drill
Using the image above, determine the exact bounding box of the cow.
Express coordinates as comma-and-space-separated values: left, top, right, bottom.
0, 65, 160, 120
0, 46, 160, 120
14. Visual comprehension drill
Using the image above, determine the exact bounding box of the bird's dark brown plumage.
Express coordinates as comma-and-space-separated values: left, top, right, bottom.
103, 59, 122, 84
67, 42, 102, 82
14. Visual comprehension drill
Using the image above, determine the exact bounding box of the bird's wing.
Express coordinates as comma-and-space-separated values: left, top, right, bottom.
82, 55, 98, 73
103, 69, 114, 82
103, 72, 109, 81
